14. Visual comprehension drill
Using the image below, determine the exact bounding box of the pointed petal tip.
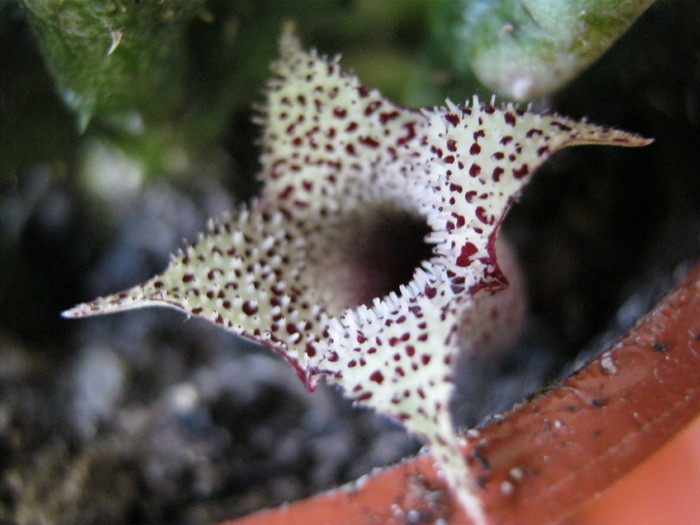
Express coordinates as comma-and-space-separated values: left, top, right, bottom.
61, 297, 123, 319
628, 135, 654, 147
61, 284, 168, 320
556, 116, 654, 149
61, 306, 81, 319
603, 133, 654, 148
591, 127, 654, 148
61, 299, 111, 319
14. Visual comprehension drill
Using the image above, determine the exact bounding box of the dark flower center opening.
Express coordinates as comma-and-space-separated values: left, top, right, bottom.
315, 206, 433, 312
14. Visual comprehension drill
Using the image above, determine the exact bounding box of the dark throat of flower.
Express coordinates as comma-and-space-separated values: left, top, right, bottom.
311, 204, 433, 314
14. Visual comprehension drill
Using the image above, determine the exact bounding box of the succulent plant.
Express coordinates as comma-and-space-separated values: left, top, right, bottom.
64, 28, 650, 523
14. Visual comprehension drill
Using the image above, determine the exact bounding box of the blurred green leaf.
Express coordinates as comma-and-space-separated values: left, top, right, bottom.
433, 0, 655, 100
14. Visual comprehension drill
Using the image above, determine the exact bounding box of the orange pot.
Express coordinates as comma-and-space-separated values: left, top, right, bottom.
569, 414, 700, 525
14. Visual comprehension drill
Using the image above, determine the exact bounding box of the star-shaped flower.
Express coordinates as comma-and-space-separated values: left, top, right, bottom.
64, 28, 650, 524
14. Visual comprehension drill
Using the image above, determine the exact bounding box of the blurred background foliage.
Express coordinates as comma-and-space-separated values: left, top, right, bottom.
1, 0, 700, 523
3, 0, 436, 188
3, 0, 654, 186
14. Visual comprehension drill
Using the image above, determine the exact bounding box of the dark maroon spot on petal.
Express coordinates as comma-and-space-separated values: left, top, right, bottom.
476, 207, 491, 224
447, 139, 457, 152
379, 111, 400, 124
445, 114, 460, 127
397, 122, 417, 145
469, 143, 481, 155
207, 269, 223, 281
280, 185, 294, 199
457, 242, 478, 267
242, 301, 258, 316
551, 121, 572, 132
504, 112, 516, 126
492, 166, 504, 182
469, 163, 481, 177
370, 370, 384, 384
364, 100, 382, 116
359, 136, 379, 148
513, 163, 529, 179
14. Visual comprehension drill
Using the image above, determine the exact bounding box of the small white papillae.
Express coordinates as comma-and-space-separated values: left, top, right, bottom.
64, 28, 650, 524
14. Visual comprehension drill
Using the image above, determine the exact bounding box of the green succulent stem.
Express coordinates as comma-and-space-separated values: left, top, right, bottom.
435, 0, 656, 100
20, 0, 204, 132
